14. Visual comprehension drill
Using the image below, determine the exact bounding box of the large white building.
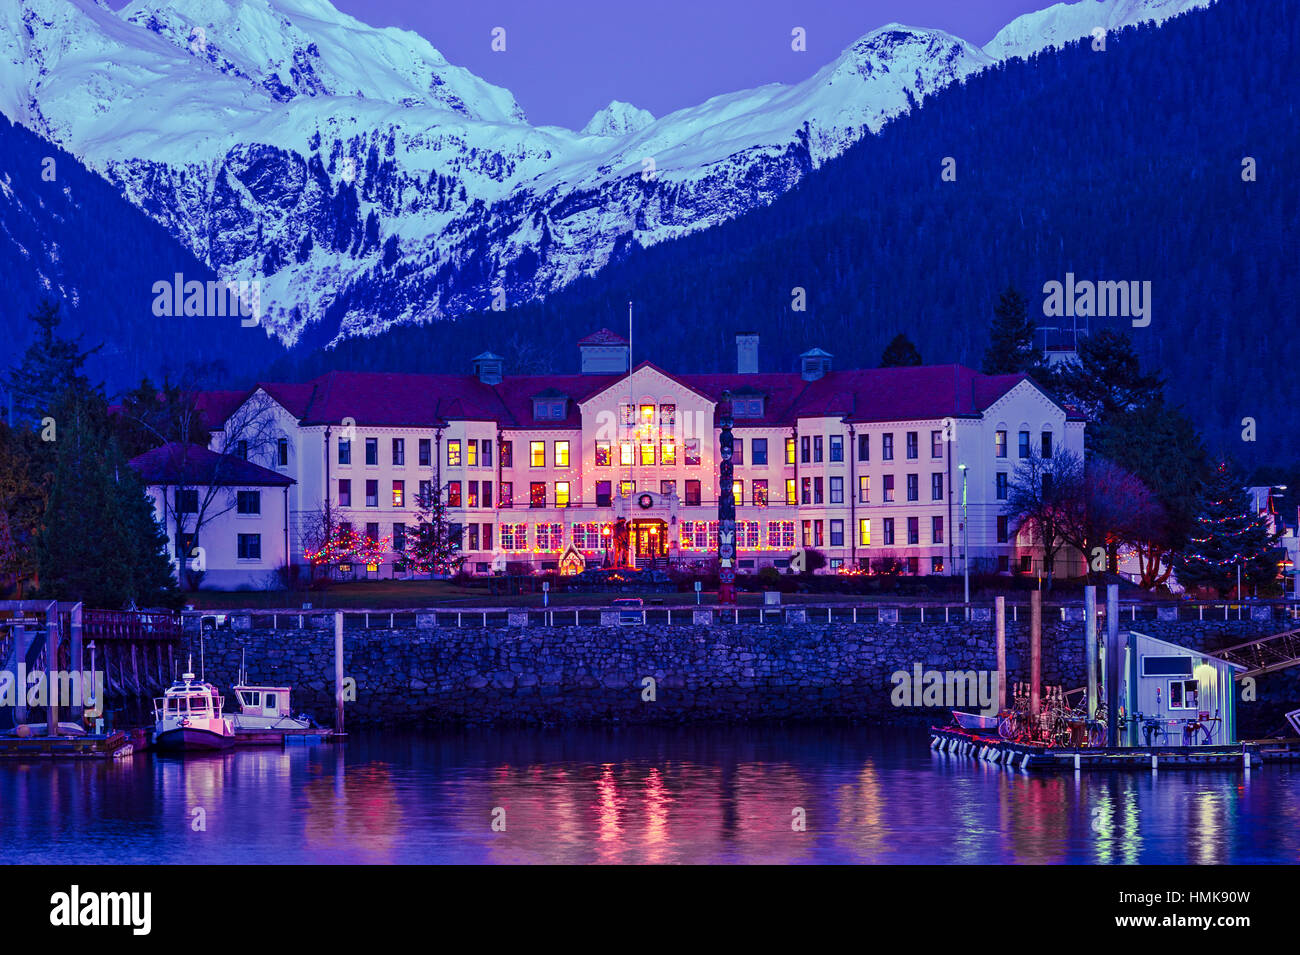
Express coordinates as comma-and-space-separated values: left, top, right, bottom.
195, 331, 1086, 585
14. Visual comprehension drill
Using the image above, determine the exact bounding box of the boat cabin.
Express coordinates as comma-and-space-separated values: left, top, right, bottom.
233, 685, 294, 719
1118, 631, 1243, 747
153, 676, 225, 722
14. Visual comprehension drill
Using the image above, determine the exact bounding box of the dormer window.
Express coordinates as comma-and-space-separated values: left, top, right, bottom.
732, 397, 764, 418
532, 397, 567, 420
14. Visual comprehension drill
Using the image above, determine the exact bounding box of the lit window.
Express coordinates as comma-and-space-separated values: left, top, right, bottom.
555, 441, 570, 467
530, 441, 546, 467
660, 442, 677, 466
595, 441, 612, 466
640, 443, 655, 466
447, 441, 461, 467
556, 482, 570, 507
392, 481, 404, 507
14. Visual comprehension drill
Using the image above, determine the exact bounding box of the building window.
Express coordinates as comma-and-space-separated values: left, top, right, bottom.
767, 521, 795, 548
619, 442, 633, 466
829, 476, 843, 504
931, 430, 943, 458
906, 474, 919, 502
640, 443, 655, 466
393, 438, 405, 466
500, 483, 513, 508
237, 533, 261, 560
394, 523, 407, 552
932, 557, 944, 574
536, 523, 564, 551
813, 436, 823, 463
932, 516, 944, 544
858, 518, 871, 546
752, 438, 768, 466
530, 441, 545, 467
883, 518, 895, 546
661, 480, 675, 497
997, 515, 1009, 543
556, 482, 570, 507
619, 480, 636, 498
236, 490, 260, 515
907, 557, 920, 576
1042, 431, 1053, 458
830, 519, 844, 547
596, 441, 612, 466
419, 438, 431, 467
906, 432, 918, 459
907, 517, 919, 545
685, 440, 701, 466
1019, 430, 1030, 458
233, 439, 248, 460
785, 478, 796, 505
338, 480, 351, 507
365, 438, 378, 466
801, 521, 813, 547
858, 475, 870, 503
596, 480, 612, 507
729, 439, 743, 466
481, 440, 492, 468
858, 433, 870, 462
466, 441, 477, 467
501, 524, 527, 550
785, 437, 796, 465
685, 480, 701, 507
883, 475, 895, 502
390, 480, 404, 507
338, 438, 351, 465
995, 430, 1007, 458
754, 480, 769, 506
932, 473, 944, 501
800, 436, 810, 464
530, 482, 546, 508
555, 441, 570, 467
882, 433, 894, 461
829, 435, 843, 463
366, 480, 379, 507
814, 477, 824, 504
996, 472, 1009, 500
732, 479, 744, 504
814, 520, 825, 547
445, 482, 459, 508
501, 441, 513, 468
660, 404, 676, 433
661, 442, 677, 466
801, 477, 811, 505
277, 438, 289, 467
445, 440, 461, 467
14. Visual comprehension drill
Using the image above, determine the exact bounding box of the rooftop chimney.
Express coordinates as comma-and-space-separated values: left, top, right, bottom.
736, 333, 759, 374
471, 351, 504, 385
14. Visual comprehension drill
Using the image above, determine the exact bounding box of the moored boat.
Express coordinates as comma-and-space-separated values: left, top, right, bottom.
152, 666, 236, 752
951, 710, 1000, 731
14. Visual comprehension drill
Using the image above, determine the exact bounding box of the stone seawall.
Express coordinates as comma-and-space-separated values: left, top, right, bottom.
190, 615, 1298, 733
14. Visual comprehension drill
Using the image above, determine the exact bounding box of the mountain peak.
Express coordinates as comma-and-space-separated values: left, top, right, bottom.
984, 0, 1214, 61
581, 100, 655, 137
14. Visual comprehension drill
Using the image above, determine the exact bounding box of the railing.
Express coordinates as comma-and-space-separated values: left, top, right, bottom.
182, 599, 1300, 632
82, 609, 183, 642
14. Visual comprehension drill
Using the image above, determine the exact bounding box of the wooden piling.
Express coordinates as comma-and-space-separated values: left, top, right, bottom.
1030, 590, 1042, 725
14, 622, 28, 724
334, 611, 344, 733
995, 595, 1007, 711
1106, 583, 1121, 747
1085, 585, 1098, 719
70, 604, 83, 721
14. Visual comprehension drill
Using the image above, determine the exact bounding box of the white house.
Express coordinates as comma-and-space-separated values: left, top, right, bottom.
129, 442, 295, 590
197, 331, 1086, 581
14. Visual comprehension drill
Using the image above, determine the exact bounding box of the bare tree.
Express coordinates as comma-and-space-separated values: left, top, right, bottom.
1004, 447, 1084, 589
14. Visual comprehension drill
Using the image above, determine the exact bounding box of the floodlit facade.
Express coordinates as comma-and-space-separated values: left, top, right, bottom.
199, 332, 1086, 580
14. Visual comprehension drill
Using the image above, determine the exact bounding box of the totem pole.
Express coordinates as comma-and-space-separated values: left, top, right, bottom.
718, 391, 736, 604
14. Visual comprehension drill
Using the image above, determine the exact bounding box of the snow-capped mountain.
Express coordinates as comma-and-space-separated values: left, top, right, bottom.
985, 0, 1213, 61
0, 0, 1216, 347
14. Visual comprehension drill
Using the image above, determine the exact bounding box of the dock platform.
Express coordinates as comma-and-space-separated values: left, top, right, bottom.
0, 731, 134, 759
930, 725, 1263, 771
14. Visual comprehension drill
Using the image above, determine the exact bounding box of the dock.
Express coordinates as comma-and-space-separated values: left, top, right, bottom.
0, 731, 135, 759
930, 725, 1264, 771
231, 726, 340, 746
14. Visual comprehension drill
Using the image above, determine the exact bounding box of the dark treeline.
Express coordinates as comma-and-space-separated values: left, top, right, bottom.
268, 0, 1297, 469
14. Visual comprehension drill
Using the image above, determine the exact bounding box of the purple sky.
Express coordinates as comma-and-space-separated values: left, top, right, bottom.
109, 0, 1057, 129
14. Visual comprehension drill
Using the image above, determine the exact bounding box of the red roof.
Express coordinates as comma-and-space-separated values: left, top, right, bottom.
577, 328, 629, 346
129, 443, 294, 487
191, 364, 1075, 432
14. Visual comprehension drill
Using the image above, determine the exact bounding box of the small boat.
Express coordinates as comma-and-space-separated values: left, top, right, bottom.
229, 652, 314, 731
152, 663, 236, 752
951, 710, 1000, 731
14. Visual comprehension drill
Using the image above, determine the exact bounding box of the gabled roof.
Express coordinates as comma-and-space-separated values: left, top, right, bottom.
577, 328, 629, 346
129, 443, 294, 488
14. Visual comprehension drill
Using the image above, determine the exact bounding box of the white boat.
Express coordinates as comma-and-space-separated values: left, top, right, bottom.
153, 663, 236, 752
229, 653, 314, 731
951, 710, 1000, 731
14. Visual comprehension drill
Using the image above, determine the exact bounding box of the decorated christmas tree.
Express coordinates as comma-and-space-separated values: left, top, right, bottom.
1175, 462, 1281, 596
406, 483, 466, 575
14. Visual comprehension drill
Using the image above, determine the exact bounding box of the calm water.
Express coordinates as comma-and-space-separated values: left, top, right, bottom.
1, 726, 1296, 864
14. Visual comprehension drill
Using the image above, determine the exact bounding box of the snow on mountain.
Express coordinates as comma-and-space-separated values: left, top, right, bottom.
984, 0, 1214, 61
0, 0, 1215, 347
582, 101, 655, 138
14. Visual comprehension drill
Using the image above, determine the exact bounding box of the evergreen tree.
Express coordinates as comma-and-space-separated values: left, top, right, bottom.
982, 285, 1040, 376
7, 300, 98, 423
1174, 461, 1281, 596
1052, 330, 1165, 425
406, 482, 467, 575
880, 333, 922, 368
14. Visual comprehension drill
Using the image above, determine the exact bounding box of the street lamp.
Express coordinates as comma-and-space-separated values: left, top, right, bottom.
958, 463, 969, 614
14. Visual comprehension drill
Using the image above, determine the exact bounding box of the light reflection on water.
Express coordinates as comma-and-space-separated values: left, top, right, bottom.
1, 726, 1296, 864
